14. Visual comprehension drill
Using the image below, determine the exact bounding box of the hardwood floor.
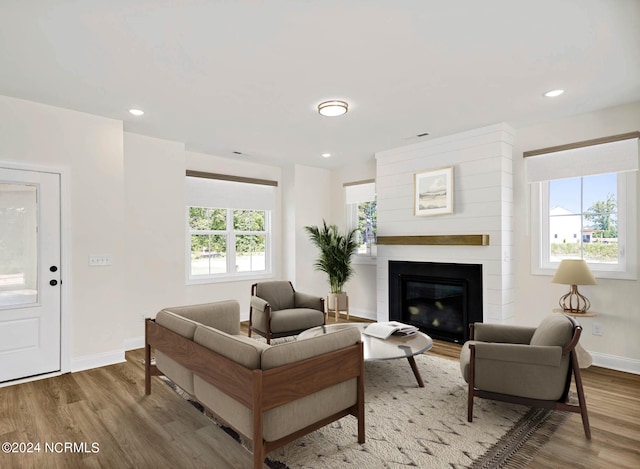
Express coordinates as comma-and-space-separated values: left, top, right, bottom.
1, 315, 638, 468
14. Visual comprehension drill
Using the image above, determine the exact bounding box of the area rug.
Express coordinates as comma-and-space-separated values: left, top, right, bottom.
159, 353, 567, 468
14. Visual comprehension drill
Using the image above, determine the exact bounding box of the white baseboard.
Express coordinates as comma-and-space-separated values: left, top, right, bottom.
71, 350, 125, 373
124, 336, 145, 351
591, 352, 640, 375
345, 308, 377, 321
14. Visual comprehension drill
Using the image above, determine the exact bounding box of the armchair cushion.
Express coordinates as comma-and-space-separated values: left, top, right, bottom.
254, 281, 295, 311
269, 308, 326, 333
460, 341, 566, 400
529, 313, 574, 347
472, 323, 536, 344
294, 291, 324, 311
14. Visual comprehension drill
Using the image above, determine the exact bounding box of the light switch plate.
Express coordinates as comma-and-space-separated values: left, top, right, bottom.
89, 255, 112, 266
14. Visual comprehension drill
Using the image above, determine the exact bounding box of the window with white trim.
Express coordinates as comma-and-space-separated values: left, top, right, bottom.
186, 172, 274, 282
345, 180, 377, 258
527, 134, 638, 279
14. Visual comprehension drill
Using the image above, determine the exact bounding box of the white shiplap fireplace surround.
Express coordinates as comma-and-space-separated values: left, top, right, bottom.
375, 123, 515, 325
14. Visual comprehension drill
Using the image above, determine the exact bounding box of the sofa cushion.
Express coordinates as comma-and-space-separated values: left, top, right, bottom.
262, 327, 361, 370
154, 311, 201, 394
155, 310, 199, 339
269, 308, 325, 333
530, 314, 574, 347
255, 281, 295, 311
193, 325, 269, 370
162, 300, 240, 335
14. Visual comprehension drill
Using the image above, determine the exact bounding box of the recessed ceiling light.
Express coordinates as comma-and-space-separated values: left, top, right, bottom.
129, 108, 144, 116
543, 89, 565, 98
318, 100, 348, 117
322, 153, 331, 158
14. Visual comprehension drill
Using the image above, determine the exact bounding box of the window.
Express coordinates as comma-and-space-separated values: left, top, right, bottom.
345, 180, 377, 258
527, 134, 638, 279
189, 208, 269, 277
185, 171, 275, 282
544, 173, 620, 265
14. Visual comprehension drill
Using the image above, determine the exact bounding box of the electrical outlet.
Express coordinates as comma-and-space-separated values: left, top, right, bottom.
592, 323, 603, 336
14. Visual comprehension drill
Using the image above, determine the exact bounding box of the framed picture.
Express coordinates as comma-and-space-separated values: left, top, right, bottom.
414, 166, 454, 216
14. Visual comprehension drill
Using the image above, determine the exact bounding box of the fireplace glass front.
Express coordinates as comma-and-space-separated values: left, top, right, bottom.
389, 261, 482, 343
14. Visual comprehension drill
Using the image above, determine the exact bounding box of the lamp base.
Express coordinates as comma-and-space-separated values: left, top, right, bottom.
559, 284, 591, 314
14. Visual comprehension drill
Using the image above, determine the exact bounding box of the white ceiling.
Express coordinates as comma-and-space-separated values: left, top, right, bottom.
1, 0, 639, 168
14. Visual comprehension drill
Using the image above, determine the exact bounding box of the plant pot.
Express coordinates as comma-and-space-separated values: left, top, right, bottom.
327, 292, 349, 312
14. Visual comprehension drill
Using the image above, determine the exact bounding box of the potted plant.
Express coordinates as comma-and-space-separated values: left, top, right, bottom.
304, 220, 358, 315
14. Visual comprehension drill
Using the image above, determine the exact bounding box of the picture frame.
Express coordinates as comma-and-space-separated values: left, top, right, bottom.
414, 166, 454, 216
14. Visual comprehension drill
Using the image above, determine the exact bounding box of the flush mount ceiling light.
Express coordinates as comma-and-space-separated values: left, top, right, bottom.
322, 153, 331, 158
544, 89, 565, 97
318, 100, 348, 117
128, 108, 144, 116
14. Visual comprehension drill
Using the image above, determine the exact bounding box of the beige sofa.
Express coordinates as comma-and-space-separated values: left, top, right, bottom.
144, 300, 365, 469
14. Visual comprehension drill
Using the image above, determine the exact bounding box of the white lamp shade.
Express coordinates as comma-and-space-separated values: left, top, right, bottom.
552, 259, 597, 285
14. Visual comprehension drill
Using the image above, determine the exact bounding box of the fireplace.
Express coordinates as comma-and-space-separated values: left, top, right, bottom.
388, 261, 483, 343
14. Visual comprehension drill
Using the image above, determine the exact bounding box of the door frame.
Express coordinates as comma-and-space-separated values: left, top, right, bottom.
0, 160, 71, 382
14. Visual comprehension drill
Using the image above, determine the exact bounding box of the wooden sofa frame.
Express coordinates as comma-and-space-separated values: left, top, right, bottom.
145, 318, 365, 468
467, 315, 591, 439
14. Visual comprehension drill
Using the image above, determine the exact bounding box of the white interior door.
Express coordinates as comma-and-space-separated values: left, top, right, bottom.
0, 168, 61, 382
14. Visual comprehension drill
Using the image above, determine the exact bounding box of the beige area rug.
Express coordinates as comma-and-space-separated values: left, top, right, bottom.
159, 351, 566, 468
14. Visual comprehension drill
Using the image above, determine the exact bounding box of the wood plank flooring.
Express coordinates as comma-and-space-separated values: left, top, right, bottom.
0, 315, 638, 468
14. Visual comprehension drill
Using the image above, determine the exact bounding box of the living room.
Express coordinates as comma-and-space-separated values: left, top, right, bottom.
1, 1, 639, 467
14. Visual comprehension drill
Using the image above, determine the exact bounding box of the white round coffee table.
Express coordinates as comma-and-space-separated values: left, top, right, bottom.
298, 323, 433, 387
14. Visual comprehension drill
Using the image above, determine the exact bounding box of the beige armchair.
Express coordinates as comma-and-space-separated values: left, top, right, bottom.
249, 281, 325, 344
460, 314, 591, 438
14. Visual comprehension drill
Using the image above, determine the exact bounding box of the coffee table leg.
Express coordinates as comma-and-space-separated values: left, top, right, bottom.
407, 356, 425, 387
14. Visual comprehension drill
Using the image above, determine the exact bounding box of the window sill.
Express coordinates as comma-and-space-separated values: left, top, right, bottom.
186, 272, 275, 285
352, 255, 377, 266
531, 266, 637, 281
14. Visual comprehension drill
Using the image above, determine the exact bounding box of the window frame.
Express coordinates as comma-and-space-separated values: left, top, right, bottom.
345, 181, 377, 264
530, 171, 637, 280
186, 207, 273, 284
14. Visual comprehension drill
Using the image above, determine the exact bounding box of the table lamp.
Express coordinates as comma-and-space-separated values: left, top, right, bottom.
552, 259, 597, 314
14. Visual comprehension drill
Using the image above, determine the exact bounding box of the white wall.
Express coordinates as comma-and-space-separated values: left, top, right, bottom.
375, 123, 515, 324
329, 160, 377, 320
512, 101, 640, 373
0, 95, 127, 370
288, 164, 332, 297
122, 133, 186, 349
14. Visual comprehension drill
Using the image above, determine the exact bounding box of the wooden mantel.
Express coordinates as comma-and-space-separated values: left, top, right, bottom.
376, 235, 490, 246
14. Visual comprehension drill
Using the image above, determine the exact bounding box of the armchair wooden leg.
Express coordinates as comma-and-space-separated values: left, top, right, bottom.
571, 351, 591, 439
144, 341, 151, 396
468, 344, 475, 422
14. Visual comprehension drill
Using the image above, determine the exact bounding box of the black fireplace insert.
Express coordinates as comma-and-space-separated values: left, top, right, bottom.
388, 261, 483, 343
